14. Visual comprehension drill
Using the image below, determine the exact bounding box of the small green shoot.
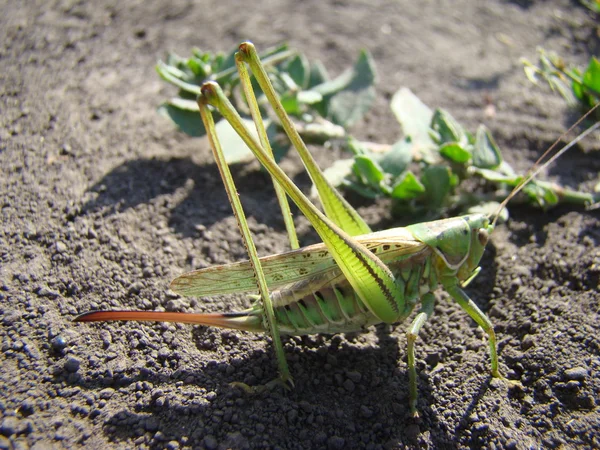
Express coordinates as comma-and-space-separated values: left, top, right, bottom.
326, 88, 599, 221
522, 49, 600, 110
157, 43, 377, 163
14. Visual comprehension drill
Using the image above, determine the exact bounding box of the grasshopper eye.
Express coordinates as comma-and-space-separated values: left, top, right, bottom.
478, 229, 489, 246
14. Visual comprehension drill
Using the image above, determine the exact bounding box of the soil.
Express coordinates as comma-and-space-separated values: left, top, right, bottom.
1, 0, 599, 449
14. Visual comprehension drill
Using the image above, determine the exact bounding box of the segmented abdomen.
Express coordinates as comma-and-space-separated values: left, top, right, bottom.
270, 248, 436, 335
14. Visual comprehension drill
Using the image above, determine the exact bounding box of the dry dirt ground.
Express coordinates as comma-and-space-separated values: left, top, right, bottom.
1, 1, 600, 449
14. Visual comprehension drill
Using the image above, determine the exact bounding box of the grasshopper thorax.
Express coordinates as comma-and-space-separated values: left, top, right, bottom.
407, 214, 493, 283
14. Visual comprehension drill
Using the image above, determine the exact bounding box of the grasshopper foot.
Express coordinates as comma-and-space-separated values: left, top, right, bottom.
491, 369, 523, 390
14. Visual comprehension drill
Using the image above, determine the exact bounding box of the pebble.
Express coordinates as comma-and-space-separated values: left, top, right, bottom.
36, 286, 59, 298
287, 409, 298, 422
204, 435, 218, 450
360, 405, 373, 418
564, 367, 588, 381
19, 399, 34, 416
145, 417, 159, 432
521, 334, 535, 350
128, 282, 143, 294
64, 357, 80, 373
99, 388, 115, 399
346, 371, 362, 383
343, 379, 355, 392
0, 417, 19, 436
328, 436, 345, 450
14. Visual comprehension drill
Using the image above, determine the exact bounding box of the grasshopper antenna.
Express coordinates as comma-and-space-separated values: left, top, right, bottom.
491, 104, 600, 228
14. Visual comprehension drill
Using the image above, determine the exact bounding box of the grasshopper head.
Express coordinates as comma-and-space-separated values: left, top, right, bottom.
455, 214, 494, 282
407, 214, 493, 282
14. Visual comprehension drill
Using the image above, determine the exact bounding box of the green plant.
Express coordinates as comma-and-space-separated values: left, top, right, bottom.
157, 44, 599, 221
323, 88, 598, 221
157, 43, 376, 163
522, 49, 600, 109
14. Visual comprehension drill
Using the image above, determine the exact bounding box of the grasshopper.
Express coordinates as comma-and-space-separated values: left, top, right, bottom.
75, 42, 600, 417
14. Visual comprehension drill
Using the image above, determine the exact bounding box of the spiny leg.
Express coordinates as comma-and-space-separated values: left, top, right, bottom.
237, 42, 371, 237
234, 51, 299, 250
444, 282, 521, 388
406, 293, 435, 418
198, 94, 292, 389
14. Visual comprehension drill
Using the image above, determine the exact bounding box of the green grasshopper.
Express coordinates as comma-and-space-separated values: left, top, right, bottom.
76, 42, 600, 417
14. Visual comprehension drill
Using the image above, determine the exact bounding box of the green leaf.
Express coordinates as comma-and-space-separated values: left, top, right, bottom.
582, 56, 600, 95
346, 136, 369, 156
280, 93, 300, 116
421, 165, 453, 211
286, 54, 310, 89
297, 90, 323, 104
213, 117, 258, 164
572, 79, 585, 101
156, 60, 201, 96
430, 108, 467, 146
297, 120, 345, 143
523, 64, 540, 84
390, 88, 436, 162
157, 102, 205, 137
187, 57, 209, 78
308, 60, 329, 88
377, 138, 413, 178
391, 171, 425, 200
472, 125, 502, 169
319, 158, 355, 190
312, 50, 377, 127
523, 182, 559, 208
353, 155, 385, 189
439, 143, 471, 164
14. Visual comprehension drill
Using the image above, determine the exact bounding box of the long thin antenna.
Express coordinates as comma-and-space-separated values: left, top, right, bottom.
491, 104, 599, 227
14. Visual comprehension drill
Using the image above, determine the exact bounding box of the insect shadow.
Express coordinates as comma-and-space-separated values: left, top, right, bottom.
81, 156, 304, 239
72, 327, 449, 448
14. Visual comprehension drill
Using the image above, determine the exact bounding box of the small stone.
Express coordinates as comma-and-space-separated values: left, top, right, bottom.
343, 379, 355, 392
55, 242, 67, 253
14, 437, 30, 450
521, 334, 535, 350
128, 282, 143, 295
287, 409, 298, 422
36, 286, 59, 298
64, 357, 80, 373
99, 388, 115, 399
564, 367, 588, 381
0, 435, 10, 450
346, 371, 362, 383
299, 401, 313, 413
314, 431, 327, 444
19, 399, 34, 416
360, 405, 373, 418
0, 417, 18, 436
100, 330, 112, 347
327, 435, 345, 450
145, 417, 159, 432
204, 435, 218, 450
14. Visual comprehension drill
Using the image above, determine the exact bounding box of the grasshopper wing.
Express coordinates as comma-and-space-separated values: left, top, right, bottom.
170, 227, 425, 297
